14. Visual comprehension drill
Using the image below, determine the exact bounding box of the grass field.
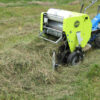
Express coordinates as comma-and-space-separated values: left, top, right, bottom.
0, 0, 100, 100
0, 0, 74, 3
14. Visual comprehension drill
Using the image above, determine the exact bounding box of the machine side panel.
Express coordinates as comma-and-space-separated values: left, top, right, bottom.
63, 17, 80, 52
82, 15, 92, 46
40, 13, 44, 32
63, 15, 92, 52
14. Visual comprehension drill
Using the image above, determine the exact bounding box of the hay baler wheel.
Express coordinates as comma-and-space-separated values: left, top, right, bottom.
95, 33, 100, 48
67, 52, 80, 66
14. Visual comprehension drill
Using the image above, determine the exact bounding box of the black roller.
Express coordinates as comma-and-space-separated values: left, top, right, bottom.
95, 33, 100, 48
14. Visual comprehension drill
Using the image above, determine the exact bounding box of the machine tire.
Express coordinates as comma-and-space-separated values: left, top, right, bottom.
67, 52, 80, 66
95, 33, 100, 48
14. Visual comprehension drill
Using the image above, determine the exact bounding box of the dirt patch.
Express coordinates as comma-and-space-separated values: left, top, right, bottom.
28, 1, 56, 6
0, 3, 7, 7
69, 0, 80, 5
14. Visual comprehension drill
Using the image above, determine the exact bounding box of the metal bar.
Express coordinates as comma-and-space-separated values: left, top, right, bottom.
84, 0, 98, 13
39, 31, 62, 44
76, 31, 82, 45
80, 4, 84, 13
43, 26, 62, 33
52, 51, 56, 70
97, 5, 100, 14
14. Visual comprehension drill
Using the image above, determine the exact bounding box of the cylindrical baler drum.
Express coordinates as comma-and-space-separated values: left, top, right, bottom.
44, 8, 75, 38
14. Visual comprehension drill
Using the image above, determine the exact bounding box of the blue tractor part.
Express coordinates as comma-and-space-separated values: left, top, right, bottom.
92, 14, 100, 31
89, 5, 100, 43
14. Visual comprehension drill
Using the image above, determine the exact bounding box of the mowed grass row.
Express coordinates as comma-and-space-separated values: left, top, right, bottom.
0, 5, 43, 50
0, 1, 100, 100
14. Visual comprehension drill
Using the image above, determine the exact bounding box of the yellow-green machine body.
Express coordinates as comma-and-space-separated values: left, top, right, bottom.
63, 14, 92, 52
40, 8, 92, 52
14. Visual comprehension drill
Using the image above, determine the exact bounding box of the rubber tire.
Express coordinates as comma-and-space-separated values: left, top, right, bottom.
67, 52, 80, 66
95, 33, 100, 48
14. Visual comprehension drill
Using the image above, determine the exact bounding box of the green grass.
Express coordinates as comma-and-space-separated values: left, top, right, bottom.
0, 0, 100, 100
0, 0, 74, 4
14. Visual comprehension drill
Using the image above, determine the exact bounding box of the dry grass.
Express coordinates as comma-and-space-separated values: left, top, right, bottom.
0, 0, 100, 100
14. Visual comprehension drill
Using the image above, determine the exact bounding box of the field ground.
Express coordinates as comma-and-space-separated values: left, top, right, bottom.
0, 0, 74, 4
0, 0, 100, 100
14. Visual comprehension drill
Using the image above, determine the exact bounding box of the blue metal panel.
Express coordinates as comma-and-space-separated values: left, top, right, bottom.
89, 14, 100, 43
92, 14, 100, 31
